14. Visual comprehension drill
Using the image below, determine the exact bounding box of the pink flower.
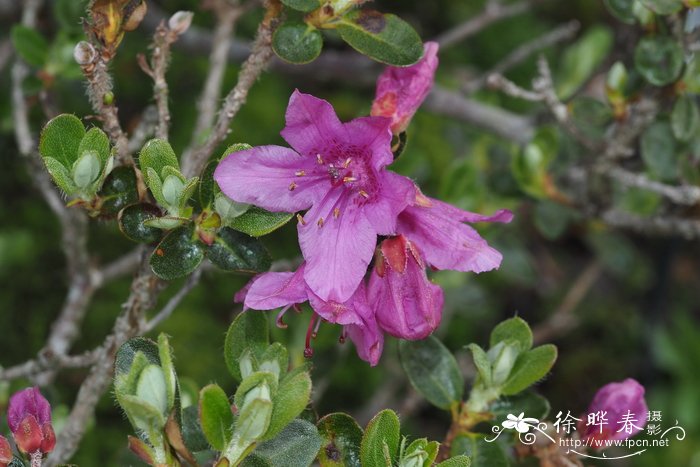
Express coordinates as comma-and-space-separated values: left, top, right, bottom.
370, 235, 443, 340
238, 263, 384, 366
397, 187, 513, 273
0, 436, 12, 467
579, 378, 648, 445
7, 387, 55, 455
215, 90, 414, 303
371, 42, 439, 134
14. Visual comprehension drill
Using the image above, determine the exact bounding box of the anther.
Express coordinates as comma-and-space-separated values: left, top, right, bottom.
297, 214, 306, 225
343, 158, 352, 168
317, 217, 325, 228
289, 181, 297, 191
359, 190, 369, 198
316, 154, 324, 165
333, 208, 340, 219
343, 176, 357, 183
295, 170, 306, 177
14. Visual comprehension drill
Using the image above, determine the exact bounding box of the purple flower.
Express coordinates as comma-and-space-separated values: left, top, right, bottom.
238, 263, 384, 366
580, 378, 648, 445
0, 436, 12, 467
7, 387, 55, 455
397, 187, 513, 273
215, 90, 414, 302
370, 235, 444, 340
371, 42, 439, 134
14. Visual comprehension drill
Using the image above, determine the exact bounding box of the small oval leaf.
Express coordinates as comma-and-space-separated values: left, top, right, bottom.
272, 23, 323, 64
39, 114, 86, 167
100, 167, 139, 215
634, 36, 684, 86
199, 384, 234, 451
224, 311, 270, 381
118, 203, 163, 243
207, 227, 272, 273
360, 409, 400, 467
150, 226, 205, 280
227, 207, 294, 237
317, 413, 363, 467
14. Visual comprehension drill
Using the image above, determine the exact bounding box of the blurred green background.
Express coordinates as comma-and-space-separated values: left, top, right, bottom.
1, 0, 699, 465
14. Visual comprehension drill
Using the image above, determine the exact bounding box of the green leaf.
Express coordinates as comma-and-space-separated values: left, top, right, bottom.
198, 159, 219, 209
671, 96, 700, 142
399, 337, 464, 410
100, 167, 139, 215
115, 351, 151, 397
55, 0, 88, 32
273, 23, 323, 64
150, 226, 205, 280
265, 369, 312, 440
78, 127, 111, 165
228, 207, 294, 237
135, 364, 168, 418
244, 420, 322, 467
603, 0, 637, 24
490, 317, 533, 352
501, 344, 558, 395
683, 55, 700, 94
317, 413, 363, 467
451, 434, 506, 467
641, 121, 678, 181
118, 393, 167, 433
182, 404, 210, 453
360, 409, 400, 467
199, 384, 234, 451
556, 26, 613, 100
157, 333, 177, 412
490, 390, 550, 425
280, 0, 320, 12
569, 97, 613, 141
234, 372, 279, 412
511, 126, 559, 198
39, 114, 85, 167
337, 11, 423, 66
115, 337, 161, 377
11, 25, 49, 67
533, 200, 577, 241
224, 311, 270, 381
466, 344, 492, 387
139, 138, 181, 187
207, 227, 272, 273
44, 157, 78, 195
259, 343, 289, 380
71, 151, 102, 189
118, 203, 163, 243
436, 456, 471, 467
634, 36, 684, 86
638, 0, 683, 14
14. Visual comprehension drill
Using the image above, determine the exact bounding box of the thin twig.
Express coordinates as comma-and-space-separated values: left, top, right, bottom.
181, 0, 281, 178
601, 210, 700, 239
435, 0, 533, 49
0, 350, 99, 382
186, 2, 241, 155
143, 268, 202, 333
603, 166, 700, 206
464, 20, 580, 94
532, 261, 603, 345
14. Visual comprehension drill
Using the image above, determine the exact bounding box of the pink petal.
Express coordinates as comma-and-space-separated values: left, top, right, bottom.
280, 90, 347, 157
308, 291, 363, 326
397, 202, 505, 273
343, 283, 384, 366
244, 267, 308, 311
299, 189, 376, 302
8, 387, 52, 433
343, 116, 393, 169
214, 145, 325, 213
363, 172, 414, 235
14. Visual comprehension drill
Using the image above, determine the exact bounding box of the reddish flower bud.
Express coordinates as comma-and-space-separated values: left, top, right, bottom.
579, 378, 648, 446
0, 435, 13, 467
8, 387, 55, 455
371, 42, 439, 134
370, 235, 444, 340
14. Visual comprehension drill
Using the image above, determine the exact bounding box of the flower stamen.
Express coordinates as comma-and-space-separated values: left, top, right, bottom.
333, 207, 340, 219
297, 214, 306, 225
317, 217, 325, 228
295, 170, 306, 177
316, 154, 324, 165
289, 181, 297, 191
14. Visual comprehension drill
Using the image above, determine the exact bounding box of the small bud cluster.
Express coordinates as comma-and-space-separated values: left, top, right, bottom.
0, 387, 55, 467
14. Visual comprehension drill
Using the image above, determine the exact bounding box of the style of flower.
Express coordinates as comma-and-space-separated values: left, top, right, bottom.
215, 90, 414, 303
371, 41, 439, 134
579, 378, 648, 444
370, 235, 443, 340
502, 412, 540, 434
237, 263, 384, 366
7, 387, 55, 457
397, 186, 513, 273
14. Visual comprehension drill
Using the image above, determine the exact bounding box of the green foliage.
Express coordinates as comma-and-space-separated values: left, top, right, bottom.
399, 337, 464, 410
671, 96, 700, 143
641, 121, 678, 181
500, 344, 558, 395
511, 126, 559, 198
638, 0, 683, 14
243, 420, 322, 467
225, 312, 270, 382
273, 23, 323, 64
118, 203, 162, 243
490, 391, 550, 425
227, 207, 294, 237
556, 26, 613, 100
11, 25, 49, 67
207, 227, 272, 273
451, 435, 507, 467
360, 409, 401, 467
149, 226, 205, 280
39, 114, 85, 168
280, 0, 321, 12
634, 36, 684, 86
336, 11, 423, 66
317, 413, 363, 467
199, 384, 234, 450
100, 167, 139, 215
603, 0, 637, 24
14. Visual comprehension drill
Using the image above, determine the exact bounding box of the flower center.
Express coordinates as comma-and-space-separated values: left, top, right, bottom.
318, 145, 377, 202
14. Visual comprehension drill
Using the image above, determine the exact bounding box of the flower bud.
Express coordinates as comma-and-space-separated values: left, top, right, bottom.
371, 42, 439, 134
214, 193, 250, 221
168, 11, 194, 35
73, 41, 97, 66
370, 236, 443, 340
488, 341, 519, 386
579, 378, 648, 446
72, 151, 102, 189
236, 397, 272, 442
162, 174, 185, 207
0, 435, 13, 466
7, 387, 54, 455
